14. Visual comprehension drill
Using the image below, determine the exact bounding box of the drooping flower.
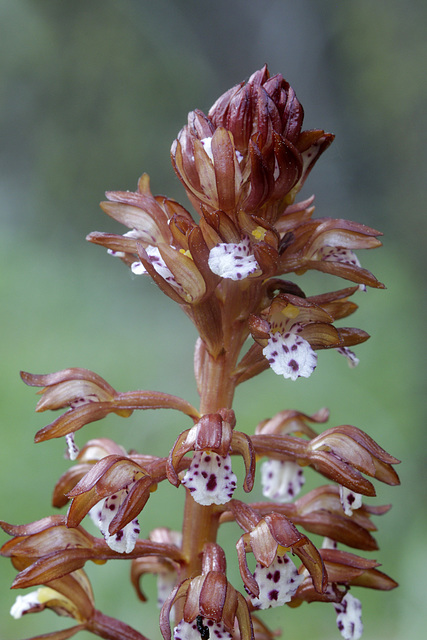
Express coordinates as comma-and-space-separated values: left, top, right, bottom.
167, 410, 255, 506
66, 455, 154, 554
230, 504, 326, 603
89, 491, 141, 554
21, 369, 199, 447
9, 570, 93, 638
131, 528, 182, 608
160, 544, 253, 640
245, 287, 373, 384
257, 408, 329, 501
278, 216, 384, 290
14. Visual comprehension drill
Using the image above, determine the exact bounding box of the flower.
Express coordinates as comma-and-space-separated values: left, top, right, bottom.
167, 410, 255, 506
160, 544, 253, 640
8, 567, 149, 640
89, 492, 141, 554
253, 424, 400, 497
257, 408, 329, 501
66, 454, 154, 553
249, 293, 353, 381
278, 216, 384, 289
245, 484, 391, 551
9, 570, 93, 638
21, 368, 199, 446
229, 503, 326, 603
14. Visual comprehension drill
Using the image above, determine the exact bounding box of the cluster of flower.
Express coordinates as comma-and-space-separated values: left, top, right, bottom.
1, 67, 399, 640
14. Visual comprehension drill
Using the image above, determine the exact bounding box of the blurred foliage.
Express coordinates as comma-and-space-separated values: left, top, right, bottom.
1, 1, 425, 639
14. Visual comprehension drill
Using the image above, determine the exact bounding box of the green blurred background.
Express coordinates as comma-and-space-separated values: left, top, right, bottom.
1, 1, 425, 639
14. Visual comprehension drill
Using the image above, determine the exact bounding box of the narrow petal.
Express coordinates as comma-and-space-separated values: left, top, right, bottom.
263, 327, 317, 380
260, 459, 305, 502
250, 555, 304, 609
208, 237, 260, 281
334, 593, 363, 640
181, 451, 237, 506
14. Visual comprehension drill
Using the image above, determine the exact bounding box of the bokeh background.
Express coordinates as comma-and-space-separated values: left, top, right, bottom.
1, 1, 425, 639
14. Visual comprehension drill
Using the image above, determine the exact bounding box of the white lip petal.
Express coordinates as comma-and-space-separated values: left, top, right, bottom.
208, 237, 260, 280
250, 555, 304, 609
90, 490, 140, 554
261, 459, 305, 502
181, 451, 237, 506
263, 327, 317, 380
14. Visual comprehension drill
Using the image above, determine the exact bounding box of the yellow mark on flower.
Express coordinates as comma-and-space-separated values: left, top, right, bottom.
282, 304, 300, 319
113, 409, 134, 418
179, 249, 193, 260
251, 226, 266, 241
276, 545, 291, 556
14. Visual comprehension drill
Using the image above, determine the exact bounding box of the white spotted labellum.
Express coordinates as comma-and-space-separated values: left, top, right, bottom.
260, 459, 305, 502
334, 592, 363, 640
181, 450, 237, 506
90, 490, 140, 554
250, 554, 304, 609
208, 236, 260, 281
263, 323, 317, 381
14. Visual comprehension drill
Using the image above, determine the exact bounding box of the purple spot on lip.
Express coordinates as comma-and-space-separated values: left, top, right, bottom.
288, 359, 299, 371
268, 589, 279, 601
206, 474, 217, 491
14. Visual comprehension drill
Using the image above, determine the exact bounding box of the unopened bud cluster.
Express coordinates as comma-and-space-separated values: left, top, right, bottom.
1, 67, 399, 640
